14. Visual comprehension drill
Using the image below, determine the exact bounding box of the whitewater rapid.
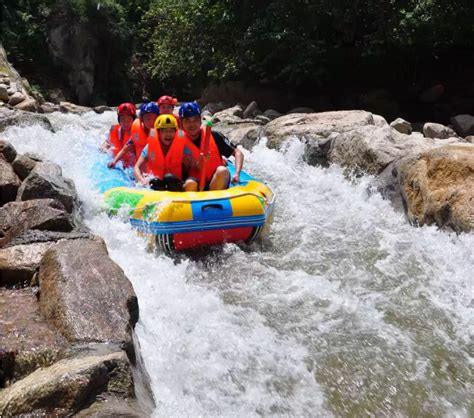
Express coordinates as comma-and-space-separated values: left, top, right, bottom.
4, 112, 473, 417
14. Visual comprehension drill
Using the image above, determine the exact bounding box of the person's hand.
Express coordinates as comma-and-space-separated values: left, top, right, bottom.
141, 177, 150, 186
107, 161, 115, 169
231, 173, 240, 184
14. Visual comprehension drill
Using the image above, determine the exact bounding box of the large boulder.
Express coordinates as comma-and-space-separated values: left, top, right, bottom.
16, 162, 78, 212
0, 156, 21, 205
213, 105, 244, 123
450, 114, 474, 137
0, 288, 69, 386
15, 98, 38, 112
59, 101, 92, 114
8, 92, 26, 106
243, 101, 260, 119
0, 347, 134, 416
398, 144, 474, 232
4, 230, 93, 248
212, 123, 262, 150
0, 242, 55, 286
423, 122, 457, 139
0, 107, 54, 133
0, 84, 8, 102
390, 118, 412, 135
0, 199, 74, 247
38, 239, 139, 345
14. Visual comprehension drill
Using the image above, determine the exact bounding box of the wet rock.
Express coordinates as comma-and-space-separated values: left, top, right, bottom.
0, 347, 133, 416
287, 107, 315, 114
8, 92, 26, 106
12, 154, 37, 180
0, 85, 8, 102
59, 101, 92, 114
75, 394, 147, 418
370, 159, 404, 212
243, 101, 260, 119
14, 98, 38, 112
263, 109, 282, 120
16, 162, 78, 212
398, 144, 474, 232
213, 105, 244, 123
93, 105, 112, 114
40, 101, 59, 114
0, 242, 54, 286
0, 199, 74, 247
38, 239, 139, 345
390, 118, 412, 135
0, 288, 69, 386
0, 139, 17, 162
423, 122, 457, 139
0, 107, 54, 133
0, 156, 21, 205
450, 114, 474, 137
23, 152, 44, 162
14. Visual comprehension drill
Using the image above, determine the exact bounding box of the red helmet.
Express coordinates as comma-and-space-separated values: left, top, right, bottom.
117, 103, 137, 118
157, 96, 177, 107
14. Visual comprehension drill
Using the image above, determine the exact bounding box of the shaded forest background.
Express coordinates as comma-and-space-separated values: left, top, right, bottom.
1, 0, 473, 122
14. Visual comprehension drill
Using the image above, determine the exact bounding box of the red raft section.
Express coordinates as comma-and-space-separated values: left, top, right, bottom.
173, 227, 253, 251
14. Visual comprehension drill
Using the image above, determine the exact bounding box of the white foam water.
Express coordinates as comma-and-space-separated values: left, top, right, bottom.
4, 112, 473, 417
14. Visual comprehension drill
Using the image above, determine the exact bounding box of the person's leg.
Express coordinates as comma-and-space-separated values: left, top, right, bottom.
209, 166, 230, 191
184, 177, 198, 191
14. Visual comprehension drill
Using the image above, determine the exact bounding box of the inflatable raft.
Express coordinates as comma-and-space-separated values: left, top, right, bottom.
92, 159, 274, 252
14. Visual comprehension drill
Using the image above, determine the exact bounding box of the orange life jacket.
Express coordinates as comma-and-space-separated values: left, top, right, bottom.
183, 128, 225, 182
147, 129, 185, 180
108, 124, 134, 167
130, 119, 150, 158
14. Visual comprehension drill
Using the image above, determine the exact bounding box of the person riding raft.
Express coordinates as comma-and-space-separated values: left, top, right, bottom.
108, 101, 159, 169
134, 114, 200, 191
100, 103, 136, 167
179, 102, 244, 191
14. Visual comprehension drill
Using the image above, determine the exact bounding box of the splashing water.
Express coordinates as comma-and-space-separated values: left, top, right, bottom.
4, 112, 473, 417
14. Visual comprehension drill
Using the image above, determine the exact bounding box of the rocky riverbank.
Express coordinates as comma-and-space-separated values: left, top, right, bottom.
0, 139, 150, 416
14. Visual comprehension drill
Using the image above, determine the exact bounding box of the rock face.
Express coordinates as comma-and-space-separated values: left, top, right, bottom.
39, 239, 139, 345
16, 162, 78, 212
0, 288, 69, 385
0, 347, 134, 416
398, 144, 474, 232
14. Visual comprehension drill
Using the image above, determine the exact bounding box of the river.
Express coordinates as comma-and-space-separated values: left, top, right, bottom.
4, 111, 472, 417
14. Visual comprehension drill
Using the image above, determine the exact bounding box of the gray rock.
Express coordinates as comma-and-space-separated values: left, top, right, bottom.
465, 135, 474, 144
12, 154, 37, 180
0, 347, 134, 416
0, 156, 21, 205
255, 115, 271, 125
213, 124, 262, 150
0, 139, 17, 162
0, 199, 74, 247
93, 105, 112, 114
202, 102, 233, 114
5, 229, 93, 248
0, 77, 10, 85
0, 288, 69, 387
40, 102, 59, 114
0, 242, 55, 286
450, 114, 474, 137
373, 114, 388, 127
8, 92, 26, 106
0, 107, 54, 133
16, 162, 78, 212
213, 105, 244, 123
423, 122, 457, 139
23, 152, 44, 162
390, 118, 412, 135
0, 84, 8, 102
263, 109, 282, 120
369, 159, 404, 212
243, 101, 259, 119
38, 239, 139, 345
287, 107, 315, 114
75, 395, 148, 418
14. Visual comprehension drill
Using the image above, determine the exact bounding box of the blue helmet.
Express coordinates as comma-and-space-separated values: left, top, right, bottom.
179, 102, 201, 119
139, 101, 159, 116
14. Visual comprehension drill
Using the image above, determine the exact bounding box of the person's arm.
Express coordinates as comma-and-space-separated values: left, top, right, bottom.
107, 143, 133, 168
231, 147, 244, 184
100, 131, 112, 153
134, 154, 149, 186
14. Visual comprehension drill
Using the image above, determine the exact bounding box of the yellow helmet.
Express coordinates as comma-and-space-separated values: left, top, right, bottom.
155, 114, 178, 130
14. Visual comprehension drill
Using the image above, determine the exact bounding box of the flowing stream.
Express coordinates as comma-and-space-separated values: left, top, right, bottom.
4, 112, 473, 417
